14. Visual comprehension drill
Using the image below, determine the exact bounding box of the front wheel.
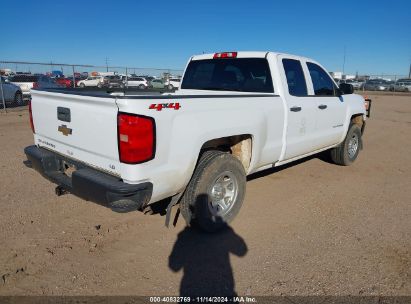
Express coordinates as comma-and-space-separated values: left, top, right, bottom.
180, 151, 246, 232
330, 124, 362, 166
79, 83, 85, 88
168, 84, 174, 90
138, 84, 145, 90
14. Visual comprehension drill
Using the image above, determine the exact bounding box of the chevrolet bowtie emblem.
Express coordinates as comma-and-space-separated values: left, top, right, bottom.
58, 124, 72, 136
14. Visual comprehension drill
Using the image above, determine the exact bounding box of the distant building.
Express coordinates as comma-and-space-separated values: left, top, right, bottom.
330, 71, 343, 79
330, 72, 356, 80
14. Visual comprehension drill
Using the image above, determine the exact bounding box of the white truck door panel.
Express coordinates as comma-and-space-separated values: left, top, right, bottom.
279, 57, 317, 160
305, 62, 347, 148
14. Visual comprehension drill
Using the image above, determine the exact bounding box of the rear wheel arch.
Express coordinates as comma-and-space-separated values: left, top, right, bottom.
198, 134, 253, 173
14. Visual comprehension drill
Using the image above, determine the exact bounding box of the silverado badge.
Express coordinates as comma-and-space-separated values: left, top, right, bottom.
58, 125, 72, 136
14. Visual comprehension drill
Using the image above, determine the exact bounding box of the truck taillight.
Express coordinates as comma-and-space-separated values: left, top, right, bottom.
117, 113, 155, 164
29, 99, 35, 133
213, 52, 237, 59
32, 82, 39, 89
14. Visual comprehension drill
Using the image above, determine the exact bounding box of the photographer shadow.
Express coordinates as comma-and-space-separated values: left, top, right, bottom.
168, 195, 248, 297
169, 225, 247, 297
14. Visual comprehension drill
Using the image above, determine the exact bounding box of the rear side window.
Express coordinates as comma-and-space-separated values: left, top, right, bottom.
307, 62, 336, 96
282, 59, 307, 96
181, 58, 274, 93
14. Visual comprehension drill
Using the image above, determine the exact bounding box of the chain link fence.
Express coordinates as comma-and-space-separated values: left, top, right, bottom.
335, 74, 411, 93
366, 74, 410, 93
0, 60, 183, 111
1, 60, 410, 112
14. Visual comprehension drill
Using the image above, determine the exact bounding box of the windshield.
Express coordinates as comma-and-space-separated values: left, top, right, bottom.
181, 58, 274, 93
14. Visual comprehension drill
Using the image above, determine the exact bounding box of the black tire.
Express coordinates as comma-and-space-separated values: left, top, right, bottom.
97, 83, 102, 88
180, 151, 246, 233
330, 124, 362, 166
139, 84, 145, 90
14, 91, 23, 106
79, 83, 85, 88
168, 84, 174, 90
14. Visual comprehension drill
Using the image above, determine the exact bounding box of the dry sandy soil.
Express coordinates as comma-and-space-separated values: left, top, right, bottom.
0, 94, 410, 297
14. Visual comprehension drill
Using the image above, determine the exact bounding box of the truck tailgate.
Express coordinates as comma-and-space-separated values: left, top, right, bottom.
31, 90, 120, 175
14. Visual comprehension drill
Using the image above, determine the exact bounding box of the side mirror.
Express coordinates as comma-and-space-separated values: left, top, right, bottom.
339, 83, 354, 95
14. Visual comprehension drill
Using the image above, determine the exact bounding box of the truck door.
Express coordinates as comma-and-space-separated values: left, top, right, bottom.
305, 62, 347, 149
280, 57, 318, 160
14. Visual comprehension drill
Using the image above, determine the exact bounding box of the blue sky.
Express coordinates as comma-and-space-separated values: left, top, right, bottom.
1, 0, 410, 75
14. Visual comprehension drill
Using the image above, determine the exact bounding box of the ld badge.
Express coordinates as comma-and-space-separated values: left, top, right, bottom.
58, 124, 72, 136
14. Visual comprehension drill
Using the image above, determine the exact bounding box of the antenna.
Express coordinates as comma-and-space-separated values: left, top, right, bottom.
105, 57, 109, 72
342, 46, 346, 75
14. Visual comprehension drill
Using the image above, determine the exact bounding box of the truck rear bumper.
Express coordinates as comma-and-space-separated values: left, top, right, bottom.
24, 145, 152, 212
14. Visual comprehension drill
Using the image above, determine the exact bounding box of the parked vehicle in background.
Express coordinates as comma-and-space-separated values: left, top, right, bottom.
51, 71, 64, 78
77, 76, 104, 88
126, 77, 148, 89
150, 78, 165, 89
363, 79, 390, 91
345, 79, 363, 90
9, 74, 62, 97
389, 79, 411, 92
55, 77, 73, 88
25, 51, 369, 232
0, 76, 24, 105
165, 78, 181, 90
102, 75, 124, 88
145, 76, 155, 82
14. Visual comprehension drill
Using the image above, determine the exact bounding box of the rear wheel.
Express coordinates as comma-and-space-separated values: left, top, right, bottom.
180, 151, 246, 232
330, 124, 362, 166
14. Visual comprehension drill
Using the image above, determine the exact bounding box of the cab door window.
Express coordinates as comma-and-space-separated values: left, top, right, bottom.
307, 62, 336, 96
282, 59, 308, 96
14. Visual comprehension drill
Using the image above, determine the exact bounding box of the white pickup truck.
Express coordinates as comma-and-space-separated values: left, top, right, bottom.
25, 51, 370, 232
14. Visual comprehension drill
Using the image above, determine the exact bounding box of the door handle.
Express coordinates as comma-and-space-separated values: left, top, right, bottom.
290, 106, 302, 112
318, 104, 327, 110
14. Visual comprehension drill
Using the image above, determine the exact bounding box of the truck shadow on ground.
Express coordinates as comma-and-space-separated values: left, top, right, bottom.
168, 195, 248, 297
247, 151, 334, 182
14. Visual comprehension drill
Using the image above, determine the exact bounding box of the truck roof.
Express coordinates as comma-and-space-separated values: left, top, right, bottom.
191, 51, 312, 61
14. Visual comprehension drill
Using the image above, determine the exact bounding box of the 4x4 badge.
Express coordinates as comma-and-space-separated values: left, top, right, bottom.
58, 125, 72, 136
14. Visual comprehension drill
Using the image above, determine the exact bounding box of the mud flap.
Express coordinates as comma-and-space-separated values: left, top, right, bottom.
165, 191, 185, 228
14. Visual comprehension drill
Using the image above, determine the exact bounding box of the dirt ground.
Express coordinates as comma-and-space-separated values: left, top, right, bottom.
0, 94, 410, 297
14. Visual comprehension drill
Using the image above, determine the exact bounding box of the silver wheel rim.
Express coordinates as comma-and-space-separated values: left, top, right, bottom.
348, 133, 359, 159
207, 171, 238, 216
